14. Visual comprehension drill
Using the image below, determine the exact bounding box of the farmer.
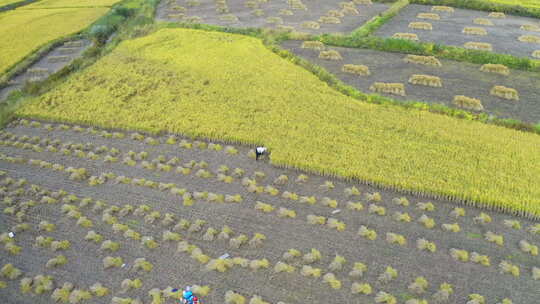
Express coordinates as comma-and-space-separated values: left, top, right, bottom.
181, 287, 194, 304
255, 146, 267, 161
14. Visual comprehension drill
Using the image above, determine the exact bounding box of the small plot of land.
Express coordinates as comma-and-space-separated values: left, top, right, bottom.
281, 40, 540, 124
0, 39, 91, 102
0, 120, 539, 304
156, 0, 389, 35
0, 7, 108, 75
375, 4, 540, 59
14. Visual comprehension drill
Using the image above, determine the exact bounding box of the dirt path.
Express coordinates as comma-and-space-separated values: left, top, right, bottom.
281, 40, 540, 124
375, 4, 540, 59
0, 39, 91, 102
0, 120, 538, 304
156, 0, 389, 35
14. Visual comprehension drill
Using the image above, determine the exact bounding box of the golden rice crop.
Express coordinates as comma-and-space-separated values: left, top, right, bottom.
341, 64, 370, 76
408, 74, 442, 87
488, 12, 506, 18
301, 41, 325, 50
462, 27, 487, 35
21, 0, 122, 8
409, 22, 433, 30
480, 64, 510, 76
0, 7, 108, 75
417, 13, 440, 20
474, 18, 493, 26
490, 85, 519, 101
404, 55, 441, 67
392, 33, 419, 41
318, 16, 341, 24
464, 42, 493, 51
432, 5, 454, 12
518, 35, 540, 43
17, 28, 540, 218
453, 95, 484, 111
301, 21, 320, 29
521, 24, 540, 32
319, 50, 342, 60
369, 82, 406, 96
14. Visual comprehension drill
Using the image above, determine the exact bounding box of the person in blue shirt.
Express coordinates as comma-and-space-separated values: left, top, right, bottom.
182, 287, 194, 304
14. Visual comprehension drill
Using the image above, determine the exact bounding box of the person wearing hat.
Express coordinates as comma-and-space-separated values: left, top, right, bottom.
255, 146, 267, 161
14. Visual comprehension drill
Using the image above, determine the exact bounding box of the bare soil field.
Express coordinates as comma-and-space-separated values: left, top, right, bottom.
0, 120, 538, 304
282, 40, 540, 124
156, 0, 389, 35
375, 4, 540, 59
0, 39, 91, 102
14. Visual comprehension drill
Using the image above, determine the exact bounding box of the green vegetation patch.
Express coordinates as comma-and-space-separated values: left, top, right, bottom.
16, 28, 540, 217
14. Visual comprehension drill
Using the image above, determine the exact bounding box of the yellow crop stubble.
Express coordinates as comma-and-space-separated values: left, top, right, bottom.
17, 29, 540, 217
0, 7, 108, 75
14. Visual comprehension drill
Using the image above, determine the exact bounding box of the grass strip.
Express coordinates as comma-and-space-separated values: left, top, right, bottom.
411, 0, 540, 17
351, 0, 410, 38
15, 28, 540, 218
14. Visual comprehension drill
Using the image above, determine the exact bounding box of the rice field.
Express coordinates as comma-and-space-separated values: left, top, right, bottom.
282, 40, 540, 124
156, 0, 389, 35
375, 4, 540, 59
0, 7, 108, 75
0, 39, 91, 102
0, 0, 24, 7
2, 2, 540, 304
15, 28, 540, 217
0, 120, 538, 304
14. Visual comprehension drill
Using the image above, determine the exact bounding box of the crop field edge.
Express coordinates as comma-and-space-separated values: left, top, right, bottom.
157, 22, 540, 136
411, 0, 540, 18
0, 0, 37, 12
0, 0, 157, 127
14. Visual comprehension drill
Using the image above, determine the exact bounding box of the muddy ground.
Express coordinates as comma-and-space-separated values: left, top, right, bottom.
156, 0, 389, 35
375, 4, 540, 59
0, 121, 538, 304
0, 39, 90, 102
281, 40, 540, 124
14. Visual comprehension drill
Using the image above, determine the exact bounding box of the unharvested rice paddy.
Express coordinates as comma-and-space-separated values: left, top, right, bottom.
375, 4, 540, 58
281, 40, 540, 124
0, 0, 24, 7
0, 120, 538, 303
0, 7, 108, 75
156, 0, 389, 35
15, 28, 540, 217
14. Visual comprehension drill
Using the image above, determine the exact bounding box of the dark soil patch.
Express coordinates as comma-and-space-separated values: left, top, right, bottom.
375, 4, 540, 59
0, 39, 90, 102
0, 121, 538, 304
281, 40, 540, 124
156, 0, 389, 35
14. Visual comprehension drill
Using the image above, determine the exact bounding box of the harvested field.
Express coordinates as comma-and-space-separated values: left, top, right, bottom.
375, 4, 540, 58
0, 39, 91, 102
281, 40, 540, 124
0, 120, 539, 304
155, 0, 389, 35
